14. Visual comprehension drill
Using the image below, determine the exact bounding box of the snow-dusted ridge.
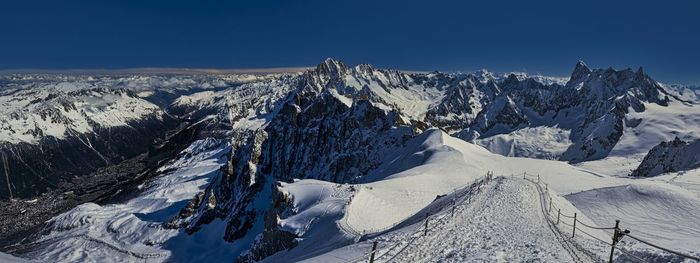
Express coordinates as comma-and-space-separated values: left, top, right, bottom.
3, 59, 700, 262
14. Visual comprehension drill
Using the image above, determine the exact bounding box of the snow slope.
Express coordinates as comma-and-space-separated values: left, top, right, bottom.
22, 139, 237, 262
576, 101, 700, 176
0, 252, 34, 263
10, 60, 700, 262
263, 129, 700, 262
20, 127, 700, 262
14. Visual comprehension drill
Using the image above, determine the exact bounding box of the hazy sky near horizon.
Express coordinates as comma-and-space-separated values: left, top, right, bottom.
1, 0, 699, 84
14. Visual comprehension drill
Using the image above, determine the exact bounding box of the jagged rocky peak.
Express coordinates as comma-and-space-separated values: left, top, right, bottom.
564, 60, 670, 106
570, 60, 593, 81
631, 137, 700, 177
313, 58, 349, 78
475, 68, 497, 84
354, 63, 376, 76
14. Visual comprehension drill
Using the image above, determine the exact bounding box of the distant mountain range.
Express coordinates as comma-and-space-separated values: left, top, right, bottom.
1, 59, 700, 262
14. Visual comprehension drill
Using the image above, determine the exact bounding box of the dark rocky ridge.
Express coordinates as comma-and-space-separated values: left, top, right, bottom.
631, 137, 700, 177
161, 59, 679, 261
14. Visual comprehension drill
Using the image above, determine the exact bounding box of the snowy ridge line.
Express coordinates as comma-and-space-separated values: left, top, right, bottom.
380, 173, 496, 263
341, 171, 494, 238
523, 172, 700, 262
345, 172, 496, 263
348, 174, 495, 263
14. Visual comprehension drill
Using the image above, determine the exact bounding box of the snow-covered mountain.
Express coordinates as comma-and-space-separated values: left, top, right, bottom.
0, 73, 281, 199
631, 138, 700, 177
3, 59, 700, 262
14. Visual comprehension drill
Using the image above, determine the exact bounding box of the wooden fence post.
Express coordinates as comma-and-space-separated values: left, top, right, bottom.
572, 213, 577, 238
369, 241, 378, 263
557, 209, 561, 224
608, 220, 620, 263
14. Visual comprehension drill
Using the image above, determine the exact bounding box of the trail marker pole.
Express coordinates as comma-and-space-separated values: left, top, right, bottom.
369, 241, 378, 263
549, 197, 552, 212
572, 213, 577, 238
557, 209, 561, 224
608, 220, 620, 263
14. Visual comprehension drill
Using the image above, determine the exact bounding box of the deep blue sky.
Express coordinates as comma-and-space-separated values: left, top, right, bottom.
1, 0, 698, 84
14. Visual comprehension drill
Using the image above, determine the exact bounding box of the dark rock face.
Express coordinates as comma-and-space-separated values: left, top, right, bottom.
631, 138, 700, 177
169, 60, 419, 260
234, 185, 298, 263
0, 116, 178, 199
425, 75, 500, 132
2, 59, 679, 261
163, 59, 679, 261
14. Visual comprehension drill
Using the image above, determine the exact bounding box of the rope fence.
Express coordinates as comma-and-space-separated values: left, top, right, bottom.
349, 172, 496, 263
523, 172, 700, 263
347, 172, 698, 263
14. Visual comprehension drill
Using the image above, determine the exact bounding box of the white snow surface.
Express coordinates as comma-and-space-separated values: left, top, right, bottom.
0, 87, 163, 144
476, 126, 572, 159
0, 252, 35, 263
23, 139, 237, 262
576, 101, 700, 176
266, 130, 700, 262
24, 129, 700, 262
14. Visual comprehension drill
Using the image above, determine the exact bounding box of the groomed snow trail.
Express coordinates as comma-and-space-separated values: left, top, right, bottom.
386, 177, 593, 262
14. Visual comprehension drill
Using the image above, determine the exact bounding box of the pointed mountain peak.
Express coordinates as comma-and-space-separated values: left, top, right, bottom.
314, 58, 349, 77
355, 63, 375, 75
571, 60, 592, 80
635, 66, 645, 79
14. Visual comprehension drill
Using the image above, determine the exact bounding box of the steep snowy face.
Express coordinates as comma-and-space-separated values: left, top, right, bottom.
167, 60, 422, 261
631, 138, 700, 177
471, 61, 676, 162
0, 82, 164, 145
557, 63, 672, 162
156, 59, 691, 261
169, 74, 301, 133
425, 74, 501, 133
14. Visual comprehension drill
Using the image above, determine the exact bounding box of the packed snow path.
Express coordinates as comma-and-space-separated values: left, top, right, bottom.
380, 177, 594, 262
